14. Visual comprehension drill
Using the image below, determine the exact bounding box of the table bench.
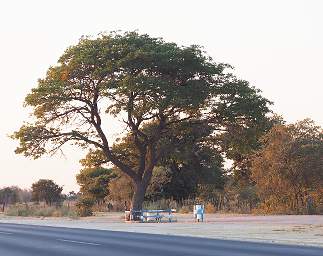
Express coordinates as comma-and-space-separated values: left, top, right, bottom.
131, 209, 176, 223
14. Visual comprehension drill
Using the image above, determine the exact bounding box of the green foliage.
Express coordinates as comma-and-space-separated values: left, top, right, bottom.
216, 114, 284, 184
142, 198, 194, 213
196, 184, 223, 203
146, 121, 225, 201
31, 179, 63, 206
76, 196, 95, 217
12, 31, 271, 210
76, 167, 115, 204
65, 191, 78, 201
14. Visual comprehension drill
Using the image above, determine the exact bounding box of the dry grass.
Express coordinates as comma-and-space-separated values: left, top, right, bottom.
4, 204, 78, 218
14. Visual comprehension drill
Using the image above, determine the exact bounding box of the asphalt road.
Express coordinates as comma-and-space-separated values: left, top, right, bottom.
0, 223, 322, 256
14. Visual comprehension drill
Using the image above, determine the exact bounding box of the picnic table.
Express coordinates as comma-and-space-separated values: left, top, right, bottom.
130, 209, 176, 222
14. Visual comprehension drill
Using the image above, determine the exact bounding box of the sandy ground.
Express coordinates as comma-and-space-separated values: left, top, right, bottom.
1, 212, 322, 247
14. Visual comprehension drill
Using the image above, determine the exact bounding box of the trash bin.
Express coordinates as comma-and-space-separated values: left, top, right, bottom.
194, 204, 204, 222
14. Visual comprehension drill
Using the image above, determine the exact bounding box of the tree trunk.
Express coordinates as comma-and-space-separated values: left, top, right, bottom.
131, 182, 146, 210
131, 181, 149, 220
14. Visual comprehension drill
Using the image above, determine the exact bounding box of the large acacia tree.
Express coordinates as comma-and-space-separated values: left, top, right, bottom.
13, 32, 270, 211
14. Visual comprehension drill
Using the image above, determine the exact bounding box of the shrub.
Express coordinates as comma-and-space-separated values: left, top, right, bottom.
204, 203, 216, 213
4, 204, 78, 217
178, 205, 191, 213
76, 196, 95, 217
143, 199, 178, 210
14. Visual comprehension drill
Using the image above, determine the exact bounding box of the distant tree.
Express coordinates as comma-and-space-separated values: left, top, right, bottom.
12, 31, 270, 212
16, 188, 32, 203
31, 179, 63, 206
251, 119, 323, 214
64, 191, 78, 208
216, 114, 284, 185
76, 167, 115, 204
0, 187, 18, 211
66, 191, 78, 201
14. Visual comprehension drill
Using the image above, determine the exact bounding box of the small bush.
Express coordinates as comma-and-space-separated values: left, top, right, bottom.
76, 196, 95, 217
204, 203, 216, 213
5, 204, 30, 216
178, 205, 191, 213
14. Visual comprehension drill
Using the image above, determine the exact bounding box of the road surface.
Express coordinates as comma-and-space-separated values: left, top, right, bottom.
0, 223, 322, 256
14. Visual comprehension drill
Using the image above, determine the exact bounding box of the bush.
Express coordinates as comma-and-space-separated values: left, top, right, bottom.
76, 196, 95, 217
143, 199, 178, 210
5, 204, 30, 216
204, 203, 216, 213
4, 204, 78, 218
178, 205, 191, 213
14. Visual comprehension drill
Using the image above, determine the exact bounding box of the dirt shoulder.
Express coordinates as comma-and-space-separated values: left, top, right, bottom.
1, 213, 322, 247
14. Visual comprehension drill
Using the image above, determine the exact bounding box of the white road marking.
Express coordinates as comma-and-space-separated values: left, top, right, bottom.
57, 239, 101, 246
0, 231, 13, 235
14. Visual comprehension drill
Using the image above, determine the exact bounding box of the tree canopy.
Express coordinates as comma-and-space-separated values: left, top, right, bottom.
76, 167, 115, 204
31, 179, 63, 206
251, 119, 323, 214
12, 31, 271, 211
0, 187, 18, 211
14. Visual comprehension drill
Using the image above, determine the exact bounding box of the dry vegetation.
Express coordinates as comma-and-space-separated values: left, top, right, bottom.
4, 204, 78, 218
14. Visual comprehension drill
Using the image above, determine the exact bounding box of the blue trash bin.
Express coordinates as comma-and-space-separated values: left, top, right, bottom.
194, 204, 204, 222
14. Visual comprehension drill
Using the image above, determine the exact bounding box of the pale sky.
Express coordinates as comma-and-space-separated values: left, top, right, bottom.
0, 0, 322, 192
